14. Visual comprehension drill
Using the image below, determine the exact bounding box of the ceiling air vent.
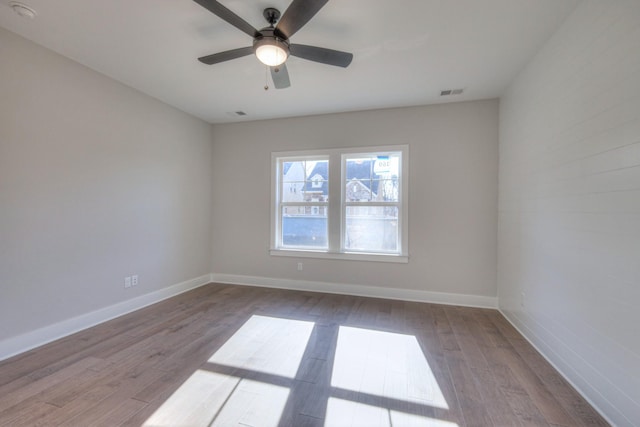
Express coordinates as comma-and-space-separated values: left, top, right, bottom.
9, 1, 36, 18
226, 111, 248, 117
440, 88, 464, 97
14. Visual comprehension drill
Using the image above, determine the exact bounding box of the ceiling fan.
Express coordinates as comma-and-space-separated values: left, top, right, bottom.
193, 0, 353, 89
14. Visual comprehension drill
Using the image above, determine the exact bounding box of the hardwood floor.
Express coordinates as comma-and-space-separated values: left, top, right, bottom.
0, 284, 608, 426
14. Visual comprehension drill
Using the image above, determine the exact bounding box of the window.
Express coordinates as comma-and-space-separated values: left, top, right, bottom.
271, 145, 408, 263
343, 153, 401, 253
276, 157, 329, 250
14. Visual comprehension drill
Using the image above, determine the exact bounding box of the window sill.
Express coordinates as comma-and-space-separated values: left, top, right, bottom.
269, 249, 409, 263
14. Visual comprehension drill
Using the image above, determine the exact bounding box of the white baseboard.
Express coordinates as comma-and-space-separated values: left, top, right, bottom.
498, 309, 620, 427
211, 273, 498, 309
1, 273, 496, 363
0, 274, 212, 362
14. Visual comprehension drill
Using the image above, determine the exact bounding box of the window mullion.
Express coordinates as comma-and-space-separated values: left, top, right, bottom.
327, 152, 342, 253
343, 202, 399, 207
280, 202, 329, 206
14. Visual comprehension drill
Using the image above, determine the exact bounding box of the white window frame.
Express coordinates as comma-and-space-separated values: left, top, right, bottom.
341, 151, 403, 256
270, 145, 408, 263
272, 154, 330, 251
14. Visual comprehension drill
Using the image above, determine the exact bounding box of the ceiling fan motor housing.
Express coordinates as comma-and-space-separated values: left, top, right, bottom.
253, 28, 290, 66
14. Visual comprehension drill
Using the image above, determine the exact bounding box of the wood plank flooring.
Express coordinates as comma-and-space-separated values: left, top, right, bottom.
0, 284, 609, 426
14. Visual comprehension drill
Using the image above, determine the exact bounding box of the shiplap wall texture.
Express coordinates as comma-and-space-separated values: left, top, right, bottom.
498, 1, 640, 426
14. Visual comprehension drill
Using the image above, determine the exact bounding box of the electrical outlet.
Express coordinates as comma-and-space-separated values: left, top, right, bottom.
124, 276, 132, 288
297, 262, 303, 271
131, 275, 138, 286
520, 291, 526, 308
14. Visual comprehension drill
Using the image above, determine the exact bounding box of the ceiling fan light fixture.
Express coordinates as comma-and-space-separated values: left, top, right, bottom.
254, 37, 289, 67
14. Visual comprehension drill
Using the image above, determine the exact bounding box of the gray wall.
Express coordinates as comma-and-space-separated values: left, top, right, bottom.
0, 28, 213, 345
498, 1, 640, 425
3, 1, 639, 422
211, 100, 499, 301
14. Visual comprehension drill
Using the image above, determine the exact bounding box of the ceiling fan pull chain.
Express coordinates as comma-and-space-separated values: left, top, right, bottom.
264, 65, 269, 91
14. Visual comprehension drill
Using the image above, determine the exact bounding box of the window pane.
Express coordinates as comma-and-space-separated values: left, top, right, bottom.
282, 159, 329, 203
282, 206, 327, 249
282, 161, 306, 182
371, 179, 399, 202
345, 179, 372, 202
345, 157, 374, 203
345, 154, 400, 203
304, 160, 329, 199
372, 154, 399, 176
282, 181, 305, 202
345, 206, 398, 252
346, 158, 374, 181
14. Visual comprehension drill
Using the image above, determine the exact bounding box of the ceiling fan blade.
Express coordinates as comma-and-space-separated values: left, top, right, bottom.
198, 46, 254, 65
193, 0, 260, 38
275, 0, 328, 40
290, 44, 353, 68
271, 64, 291, 89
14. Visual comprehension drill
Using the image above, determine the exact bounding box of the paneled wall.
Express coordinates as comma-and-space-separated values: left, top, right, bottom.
498, 1, 640, 425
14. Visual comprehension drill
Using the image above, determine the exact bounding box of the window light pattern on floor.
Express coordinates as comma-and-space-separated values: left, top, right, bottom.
331, 326, 448, 410
143, 315, 456, 427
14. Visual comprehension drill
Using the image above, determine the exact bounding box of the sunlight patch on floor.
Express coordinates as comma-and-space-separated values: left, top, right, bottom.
208, 314, 315, 378
144, 372, 290, 426
143, 370, 238, 426
331, 326, 449, 410
211, 378, 290, 426
325, 398, 459, 427
143, 315, 314, 426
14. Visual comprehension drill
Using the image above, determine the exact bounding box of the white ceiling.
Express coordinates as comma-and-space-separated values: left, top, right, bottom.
0, 0, 580, 124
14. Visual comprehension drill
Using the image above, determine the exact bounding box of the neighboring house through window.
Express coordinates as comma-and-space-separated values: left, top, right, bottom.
271, 145, 408, 263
